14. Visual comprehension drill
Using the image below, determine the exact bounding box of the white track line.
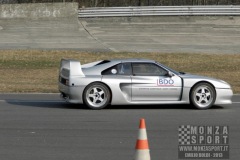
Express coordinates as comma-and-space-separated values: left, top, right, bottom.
1, 100, 239, 104
0, 100, 62, 103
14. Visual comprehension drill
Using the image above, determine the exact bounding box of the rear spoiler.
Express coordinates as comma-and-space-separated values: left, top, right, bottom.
60, 59, 85, 78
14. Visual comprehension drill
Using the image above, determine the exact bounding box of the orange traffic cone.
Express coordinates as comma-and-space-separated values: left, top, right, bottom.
134, 118, 151, 160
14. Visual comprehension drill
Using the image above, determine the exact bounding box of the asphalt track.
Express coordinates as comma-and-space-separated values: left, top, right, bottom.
81, 16, 240, 53
1, 16, 240, 53
0, 18, 107, 52
0, 93, 239, 160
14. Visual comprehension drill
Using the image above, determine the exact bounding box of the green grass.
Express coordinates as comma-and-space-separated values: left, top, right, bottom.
0, 50, 239, 93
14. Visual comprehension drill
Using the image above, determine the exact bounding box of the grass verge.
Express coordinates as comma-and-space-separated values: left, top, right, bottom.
0, 50, 239, 93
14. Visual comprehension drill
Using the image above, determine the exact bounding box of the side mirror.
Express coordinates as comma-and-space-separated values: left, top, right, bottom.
167, 71, 175, 77
111, 69, 117, 74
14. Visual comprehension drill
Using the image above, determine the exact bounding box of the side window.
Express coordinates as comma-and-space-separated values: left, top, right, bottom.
118, 63, 132, 75
132, 63, 167, 76
102, 63, 132, 75
101, 65, 118, 75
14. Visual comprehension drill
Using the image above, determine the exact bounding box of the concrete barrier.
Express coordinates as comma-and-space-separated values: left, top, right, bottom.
0, 2, 78, 19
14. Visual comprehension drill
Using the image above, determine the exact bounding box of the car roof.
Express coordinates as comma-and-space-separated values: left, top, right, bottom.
109, 58, 155, 63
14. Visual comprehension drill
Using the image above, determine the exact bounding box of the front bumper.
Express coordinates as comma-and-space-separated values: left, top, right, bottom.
215, 88, 233, 105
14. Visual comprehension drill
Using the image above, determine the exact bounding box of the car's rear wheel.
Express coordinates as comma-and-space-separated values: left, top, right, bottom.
190, 83, 216, 109
83, 83, 111, 110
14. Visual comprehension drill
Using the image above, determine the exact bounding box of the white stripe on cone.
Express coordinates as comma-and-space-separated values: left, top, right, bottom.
135, 150, 151, 160
138, 128, 147, 140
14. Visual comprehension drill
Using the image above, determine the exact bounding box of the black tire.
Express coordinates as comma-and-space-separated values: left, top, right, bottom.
190, 83, 216, 109
83, 83, 111, 110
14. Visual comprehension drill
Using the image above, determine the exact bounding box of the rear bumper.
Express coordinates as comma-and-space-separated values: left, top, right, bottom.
59, 82, 84, 104
215, 88, 233, 105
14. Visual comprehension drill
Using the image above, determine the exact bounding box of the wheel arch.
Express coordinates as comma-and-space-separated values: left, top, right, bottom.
82, 81, 113, 105
189, 81, 216, 98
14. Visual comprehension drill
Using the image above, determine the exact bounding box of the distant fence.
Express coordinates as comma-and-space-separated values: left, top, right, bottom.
78, 5, 240, 18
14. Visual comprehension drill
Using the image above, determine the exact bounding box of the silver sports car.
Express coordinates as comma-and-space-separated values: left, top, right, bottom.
59, 58, 232, 110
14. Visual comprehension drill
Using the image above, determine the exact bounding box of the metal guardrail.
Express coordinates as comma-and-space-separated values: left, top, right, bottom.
78, 5, 240, 18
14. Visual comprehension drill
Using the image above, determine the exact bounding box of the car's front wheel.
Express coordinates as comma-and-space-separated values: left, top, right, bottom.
83, 83, 111, 110
190, 83, 216, 109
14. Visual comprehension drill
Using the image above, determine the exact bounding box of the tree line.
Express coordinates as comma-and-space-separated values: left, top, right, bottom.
1, 0, 240, 7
